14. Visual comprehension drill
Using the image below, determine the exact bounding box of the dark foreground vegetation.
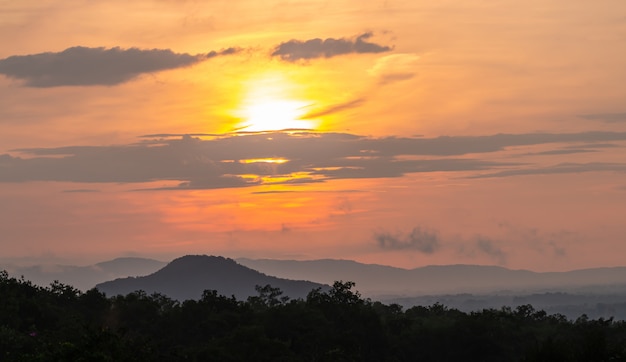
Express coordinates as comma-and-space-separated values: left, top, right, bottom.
2, 271, 626, 361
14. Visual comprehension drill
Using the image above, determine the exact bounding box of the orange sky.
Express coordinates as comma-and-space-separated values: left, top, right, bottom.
1, 0, 626, 271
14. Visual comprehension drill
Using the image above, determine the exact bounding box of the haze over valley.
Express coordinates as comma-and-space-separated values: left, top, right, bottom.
5, 254, 626, 320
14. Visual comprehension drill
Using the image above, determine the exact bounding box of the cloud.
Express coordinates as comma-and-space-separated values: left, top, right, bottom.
455, 235, 507, 265
368, 53, 420, 84
469, 162, 626, 179
1, 130, 625, 189
206, 47, 240, 58
301, 98, 366, 119
368, 131, 626, 157
0, 46, 240, 87
62, 189, 100, 193
376, 227, 440, 253
520, 149, 597, 156
475, 237, 507, 265
174, 175, 260, 190
271, 32, 392, 62
579, 113, 626, 123
495, 223, 571, 258
563, 143, 618, 149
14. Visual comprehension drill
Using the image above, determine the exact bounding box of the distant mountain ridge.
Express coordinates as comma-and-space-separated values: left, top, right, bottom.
2, 257, 166, 291
95, 255, 328, 301
236, 258, 626, 296
5, 255, 626, 298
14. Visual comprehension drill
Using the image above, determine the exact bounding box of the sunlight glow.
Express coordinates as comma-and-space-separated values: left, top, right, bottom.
241, 100, 312, 132
234, 73, 318, 132
239, 158, 289, 164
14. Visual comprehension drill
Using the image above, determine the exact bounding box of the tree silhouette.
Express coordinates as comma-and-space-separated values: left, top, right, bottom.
2, 270, 626, 361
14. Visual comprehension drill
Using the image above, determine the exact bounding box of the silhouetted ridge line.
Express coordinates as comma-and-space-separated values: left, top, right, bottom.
95, 254, 328, 301
237, 258, 626, 295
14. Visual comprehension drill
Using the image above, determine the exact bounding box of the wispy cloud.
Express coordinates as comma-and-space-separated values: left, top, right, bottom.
579, 113, 626, 123
271, 32, 391, 62
374, 227, 507, 264
475, 237, 507, 265
469, 162, 626, 179
368, 53, 420, 84
495, 222, 570, 258
375, 227, 440, 253
521, 149, 597, 156
0, 46, 240, 87
301, 98, 366, 119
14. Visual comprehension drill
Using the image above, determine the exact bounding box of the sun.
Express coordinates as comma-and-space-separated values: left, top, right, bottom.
241, 99, 312, 132
234, 73, 318, 132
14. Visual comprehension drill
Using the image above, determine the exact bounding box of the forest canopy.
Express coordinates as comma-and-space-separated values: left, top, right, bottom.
1, 270, 625, 361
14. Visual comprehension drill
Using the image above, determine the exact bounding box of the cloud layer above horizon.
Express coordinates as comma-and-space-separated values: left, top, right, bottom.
2, 130, 625, 189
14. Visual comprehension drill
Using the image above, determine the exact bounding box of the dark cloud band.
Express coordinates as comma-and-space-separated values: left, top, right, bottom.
272, 32, 392, 62
0, 46, 239, 87
1, 130, 625, 189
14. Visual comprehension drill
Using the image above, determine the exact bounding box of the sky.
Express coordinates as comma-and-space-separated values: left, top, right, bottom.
1, 0, 626, 271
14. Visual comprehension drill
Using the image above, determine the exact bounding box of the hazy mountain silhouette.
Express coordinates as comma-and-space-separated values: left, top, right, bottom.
236, 258, 626, 296
2, 257, 166, 291
95, 255, 329, 301
6, 255, 626, 300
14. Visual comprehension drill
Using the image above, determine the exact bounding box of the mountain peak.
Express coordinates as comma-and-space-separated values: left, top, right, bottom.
96, 254, 328, 301
161, 255, 238, 273
170, 254, 233, 264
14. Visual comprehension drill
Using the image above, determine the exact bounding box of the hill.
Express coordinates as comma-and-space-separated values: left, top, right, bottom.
96, 255, 328, 301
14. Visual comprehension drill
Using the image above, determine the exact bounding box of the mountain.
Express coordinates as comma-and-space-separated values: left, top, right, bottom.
236, 258, 626, 296
95, 255, 329, 301
7, 254, 626, 302
2, 257, 166, 291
